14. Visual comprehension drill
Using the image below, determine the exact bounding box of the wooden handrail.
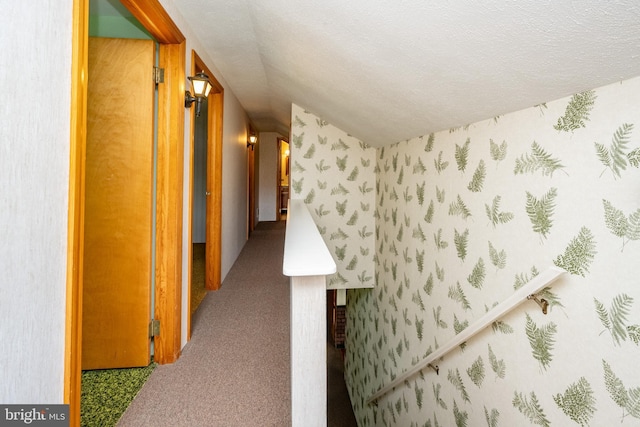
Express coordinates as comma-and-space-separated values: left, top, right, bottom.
367, 267, 565, 404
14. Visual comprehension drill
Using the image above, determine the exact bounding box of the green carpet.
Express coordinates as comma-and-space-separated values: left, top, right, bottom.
81, 361, 155, 427
191, 243, 207, 316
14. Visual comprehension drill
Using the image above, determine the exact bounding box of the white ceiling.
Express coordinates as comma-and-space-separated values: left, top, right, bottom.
166, 1, 640, 146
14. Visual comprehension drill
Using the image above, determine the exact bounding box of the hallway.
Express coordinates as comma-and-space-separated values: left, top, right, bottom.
117, 221, 357, 426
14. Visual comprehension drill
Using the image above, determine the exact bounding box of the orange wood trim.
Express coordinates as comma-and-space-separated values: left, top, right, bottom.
248, 144, 256, 234
191, 51, 224, 292
186, 51, 197, 342
65, 0, 88, 425
154, 41, 186, 364
119, 0, 185, 44
207, 90, 224, 290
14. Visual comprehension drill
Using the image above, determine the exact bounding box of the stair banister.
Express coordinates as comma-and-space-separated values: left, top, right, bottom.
283, 199, 336, 427
367, 267, 565, 405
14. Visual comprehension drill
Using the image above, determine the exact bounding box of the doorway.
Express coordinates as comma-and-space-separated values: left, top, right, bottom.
186, 50, 224, 339
191, 91, 207, 317
67, 0, 187, 424
277, 138, 290, 221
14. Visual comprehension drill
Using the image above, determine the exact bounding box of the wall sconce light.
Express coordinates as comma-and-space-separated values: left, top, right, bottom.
185, 71, 212, 117
247, 134, 257, 150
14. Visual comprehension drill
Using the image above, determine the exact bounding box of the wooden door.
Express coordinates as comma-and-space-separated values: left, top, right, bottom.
82, 37, 155, 369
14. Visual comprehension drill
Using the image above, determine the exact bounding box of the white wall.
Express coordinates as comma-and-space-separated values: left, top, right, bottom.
258, 132, 280, 221
0, 1, 72, 403
191, 102, 208, 244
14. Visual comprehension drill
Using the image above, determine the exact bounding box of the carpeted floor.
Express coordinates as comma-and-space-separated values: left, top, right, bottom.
116, 220, 357, 426
81, 242, 207, 427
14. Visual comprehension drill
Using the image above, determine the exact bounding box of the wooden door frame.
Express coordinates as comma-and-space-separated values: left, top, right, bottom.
66, 0, 186, 424
247, 139, 256, 235
187, 50, 224, 341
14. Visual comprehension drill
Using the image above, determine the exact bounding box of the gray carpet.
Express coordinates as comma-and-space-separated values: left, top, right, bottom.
118, 221, 357, 426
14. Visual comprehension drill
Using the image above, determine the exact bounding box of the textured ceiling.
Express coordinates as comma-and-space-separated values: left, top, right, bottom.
175, 1, 640, 146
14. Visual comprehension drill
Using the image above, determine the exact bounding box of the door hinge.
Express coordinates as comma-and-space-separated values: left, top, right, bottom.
149, 319, 160, 338
153, 67, 165, 84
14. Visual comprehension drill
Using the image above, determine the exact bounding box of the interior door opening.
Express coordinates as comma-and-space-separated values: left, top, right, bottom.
277, 138, 290, 221
191, 99, 208, 317
186, 50, 224, 341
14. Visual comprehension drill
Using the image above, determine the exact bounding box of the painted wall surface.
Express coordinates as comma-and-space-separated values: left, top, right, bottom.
345, 77, 640, 426
290, 105, 377, 289
258, 132, 280, 222
192, 102, 208, 243
0, 1, 72, 402
88, 15, 152, 39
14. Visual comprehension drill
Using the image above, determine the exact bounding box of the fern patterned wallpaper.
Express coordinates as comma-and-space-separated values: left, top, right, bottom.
292, 76, 640, 426
290, 105, 377, 289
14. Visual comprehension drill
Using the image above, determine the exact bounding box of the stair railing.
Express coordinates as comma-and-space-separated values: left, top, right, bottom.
367, 267, 565, 404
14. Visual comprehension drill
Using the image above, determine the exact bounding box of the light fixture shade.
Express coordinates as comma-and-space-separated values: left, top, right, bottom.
249, 135, 257, 144
188, 72, 212, 98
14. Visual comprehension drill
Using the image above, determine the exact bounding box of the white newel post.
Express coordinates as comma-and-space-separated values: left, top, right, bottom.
283, 200, 336, 427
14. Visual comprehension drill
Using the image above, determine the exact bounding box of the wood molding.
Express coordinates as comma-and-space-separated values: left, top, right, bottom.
154, 41, 186, 364
192, 52, 224, 292
65, 0, 88, 424
207, 90, 224, 290
119, 0, 184, 44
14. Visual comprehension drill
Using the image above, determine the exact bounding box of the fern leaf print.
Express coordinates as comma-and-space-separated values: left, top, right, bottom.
454, 228, 469, 261
602, 359, 638, 420
553, 377, 596, 426
291, 132, 304, 149
467, 159, 486, 192
453, 399, 469, 427
292, 177, 303, 194
594, 293, 635, 346
554, 90, 597, 132
448, 368, 470, 403
292, 115, 306, 128
488, 344, 506, 379
603, 199, 640, 251
467, 356, 485, 387
449, 194, 473, 219
490, 139, 507, 165
448, 282, 471, 311
553, 226, 596, 276
302, 143, 316, 159
514, 142, 566, 177
455, 138, 471, 172
485, 195, 514, 227
513, 391, 550, 427
435, 151, 449, 174
525, 313, 557, 371
467, 258, 486, 289
484, 406, 500, 427
526, 188, 557, 239
595, 123, 634, 179
425, 200, 435, 223
424, 133, 435, 152
488, 241, 507, 271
